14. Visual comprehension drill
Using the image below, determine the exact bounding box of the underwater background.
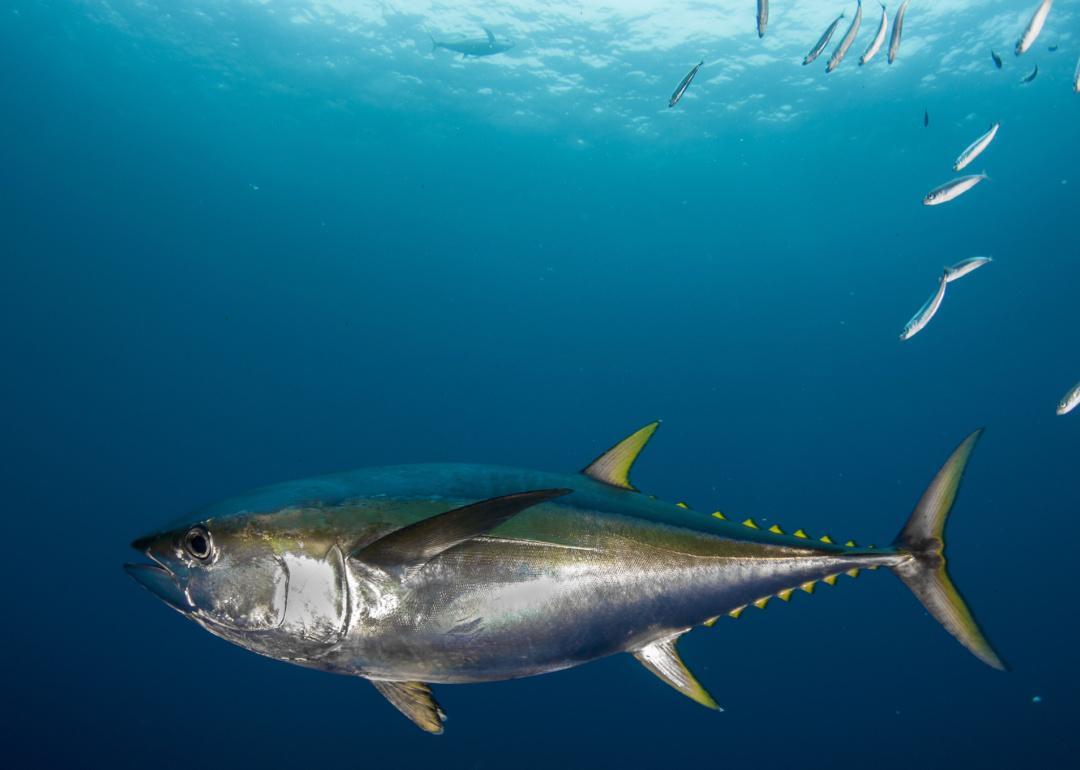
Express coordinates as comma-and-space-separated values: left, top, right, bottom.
3, 1, 1078, 767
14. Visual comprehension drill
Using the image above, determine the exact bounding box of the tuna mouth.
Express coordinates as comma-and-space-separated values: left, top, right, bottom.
124, 541, 193, 613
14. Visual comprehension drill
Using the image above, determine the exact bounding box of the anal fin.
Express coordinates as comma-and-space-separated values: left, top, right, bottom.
370, 680, 446, 734
632, 635, 720, 711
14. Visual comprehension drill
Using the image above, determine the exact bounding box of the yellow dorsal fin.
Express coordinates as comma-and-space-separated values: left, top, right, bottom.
823, 574, 838, 586
793, 529, 809, 539
581, 422, 660, 491
846, 568, 860, 578
845, 540, 856, 547
768, 524, 784, 534
729, 606, 746, 619
777, 589, 793, 602
753, 597, 770, 609
632, 636, 720, 710
820, 535, 834, 544
800, 581, 816, 594
676, 501, 689, 509
742, 518, 759, 529
711, 511, 727, 520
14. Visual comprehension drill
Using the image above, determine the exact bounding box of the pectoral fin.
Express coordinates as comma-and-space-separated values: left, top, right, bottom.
370, 680, 446, 734
632, 635, 720, 710
581, 421, 659, 490
352, 488, 571, 576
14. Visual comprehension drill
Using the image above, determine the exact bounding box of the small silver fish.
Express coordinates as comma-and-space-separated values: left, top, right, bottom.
954, 123, 1000, 172
888, 0, 909, 64
860, 3, 889, 66
1016, 0, 1053, 56
901, 271, 948, 341
804, 13, 846, 66
827, 1, 863, 73
1058, 381, 1080, 415
944, 256, 992, 283
1074, 56, 1080, 93
923, 173, 988, 206
757, 0, 769, 38
669, 60, 704, 108
991, 50, 1003, 69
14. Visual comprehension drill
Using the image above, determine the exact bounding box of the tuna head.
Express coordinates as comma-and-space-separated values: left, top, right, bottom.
125, 514, 350, 660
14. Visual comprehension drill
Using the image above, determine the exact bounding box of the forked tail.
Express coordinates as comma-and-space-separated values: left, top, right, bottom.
890, 429, 1006, 670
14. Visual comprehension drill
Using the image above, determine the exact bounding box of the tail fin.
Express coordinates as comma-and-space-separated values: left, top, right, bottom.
890, 429, 1006, 670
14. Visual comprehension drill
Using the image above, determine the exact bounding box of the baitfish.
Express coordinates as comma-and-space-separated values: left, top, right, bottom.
924, 109, 929, 127
923, 173, 988, 206
888, 0, 909, 64
1016, 0, 1053, 56
803, 12, 845, 66
826, 0, 863, 73
1058, 381, 1080, 415
1021, 65, 1039, 84
1074, 56, 1080, 93
126, 423, 1005, 733
669, 60, 704, 107
430, 27, 515, 58
991, 50, 1003, 69
757, 0, 769, 38
944, 256, 992, 283
954, 123, 1000, 171
859, 3, 889, 66
900, 271, 948, 340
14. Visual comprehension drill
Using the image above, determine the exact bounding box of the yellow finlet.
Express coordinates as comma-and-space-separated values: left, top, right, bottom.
711, 511, 727, 520
581, 421, 660, 491
703, 616, 718, 627
768, 524, 784, 534
729, 606, 746, 619
676, 501, 689, 509
846, 568, 860, 578
823, 574, 838, 586
845, 540, 856, 547
820, 535, 834, 544
753, 597, 770, 609
800, 581, 816, 594
777, 589, 793, 602
793, 529, 809, 539
742, 518, 759, 529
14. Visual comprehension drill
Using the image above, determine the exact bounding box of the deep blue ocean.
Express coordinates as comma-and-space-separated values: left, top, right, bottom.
3, 1, 1078, 767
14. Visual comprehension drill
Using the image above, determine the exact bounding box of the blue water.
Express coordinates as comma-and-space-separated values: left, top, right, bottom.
3, 2, 1078, 767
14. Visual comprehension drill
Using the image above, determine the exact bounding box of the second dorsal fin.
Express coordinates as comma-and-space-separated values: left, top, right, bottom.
581, 421, 659, 491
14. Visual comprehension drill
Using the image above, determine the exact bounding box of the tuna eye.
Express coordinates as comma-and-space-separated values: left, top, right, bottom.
184, 527, 213, 561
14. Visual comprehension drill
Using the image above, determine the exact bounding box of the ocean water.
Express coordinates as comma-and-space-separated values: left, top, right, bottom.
3, 1, 1078, 767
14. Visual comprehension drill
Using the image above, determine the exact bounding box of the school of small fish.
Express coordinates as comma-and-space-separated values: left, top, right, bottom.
640, 4, 1073, 410
681, 1, 1069, 412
